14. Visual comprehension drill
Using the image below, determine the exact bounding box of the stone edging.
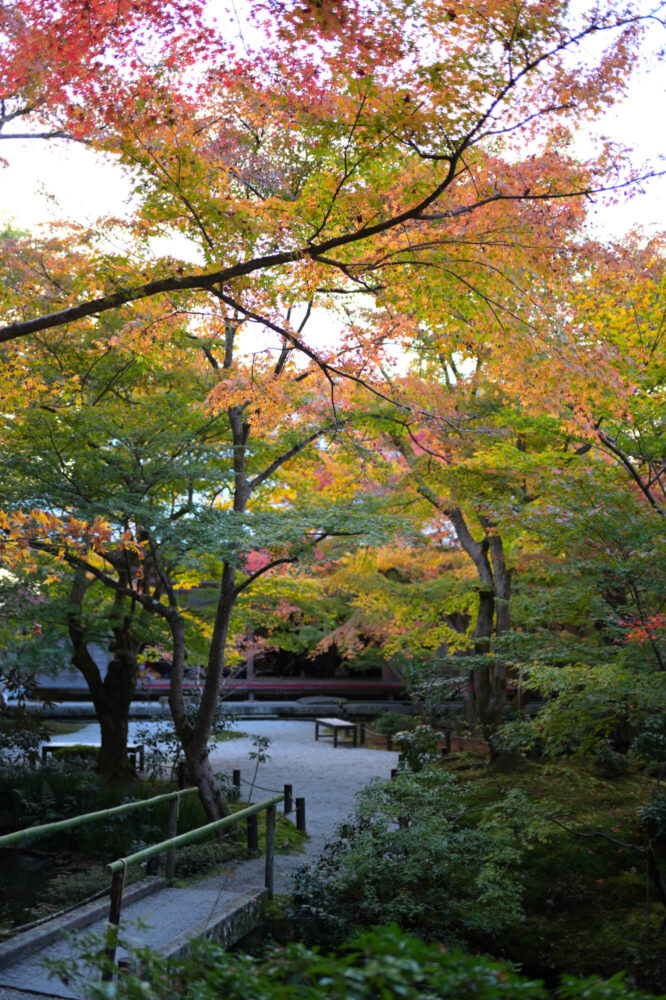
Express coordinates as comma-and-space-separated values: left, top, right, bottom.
0, 877, 165, 970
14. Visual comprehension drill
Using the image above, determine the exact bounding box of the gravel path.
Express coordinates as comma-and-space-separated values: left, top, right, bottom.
204, 718, 399, 893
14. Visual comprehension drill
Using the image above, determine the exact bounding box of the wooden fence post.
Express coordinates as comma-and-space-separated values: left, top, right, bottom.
247, 813, 259, 851
283, 784, 293, 814
104, 866, 126, 977
295, 797, 306, 833
166, 795, 180, 879
264, 804, 276, 898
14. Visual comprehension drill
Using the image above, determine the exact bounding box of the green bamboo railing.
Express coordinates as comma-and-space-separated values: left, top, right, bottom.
1, 785, 285, 972
0, 787, 199, 848
104, 794, 283, 970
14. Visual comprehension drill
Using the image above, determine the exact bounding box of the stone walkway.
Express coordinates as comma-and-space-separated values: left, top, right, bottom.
0, 718, 398, 1000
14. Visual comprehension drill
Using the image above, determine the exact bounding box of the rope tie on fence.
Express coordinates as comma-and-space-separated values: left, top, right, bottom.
364, 724, 407, 739
0, 884, 112, 937
238, 777, 284, 794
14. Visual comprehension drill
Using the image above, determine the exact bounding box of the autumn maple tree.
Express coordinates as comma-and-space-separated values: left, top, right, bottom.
277, 215, 666, 746
392, 224, 666, 743
0, 0, 208, 143
0, 277, 381, 809
0, 306, 221, 778
0, 0, 661, 352
1, 0, 665, 808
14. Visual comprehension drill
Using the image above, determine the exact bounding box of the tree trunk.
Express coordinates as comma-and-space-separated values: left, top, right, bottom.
447, 512, 512, 745
169, 399, 250, 820
68, 567, 136, 781
163, 398, 251, 821
183, 741, 230, 819
97, 642, 139, 780
194, 560, 237, 757
167, 597, 231, 820
477, 530, 513, 748
163, 384, 323, 819
401, 439, 516, 746
471, 587, 506, 744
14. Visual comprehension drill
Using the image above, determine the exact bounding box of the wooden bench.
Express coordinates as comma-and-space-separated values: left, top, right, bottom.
41, 743, 145, 770
314, 717, 358, 748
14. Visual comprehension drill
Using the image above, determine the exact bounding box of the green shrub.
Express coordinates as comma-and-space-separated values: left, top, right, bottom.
0, 761, 108, 830
52, 744, 99, 765
0, 713, 53, 766
593, 741, 628, 779
495, 719, 542, 758
630, 721, 666, 766
290, 768, 531, 947
639, 795, 666, 840
46, 924, 665, 1000
395, 723, 441, 771
0, 762, 196, 857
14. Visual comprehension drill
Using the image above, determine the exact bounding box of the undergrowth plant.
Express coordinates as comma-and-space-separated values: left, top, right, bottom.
394, 723, 441, 771
0, 713, 53, 766
246, 735, 271, 802
45, 924, 665, 1000
290, 767, 534, 948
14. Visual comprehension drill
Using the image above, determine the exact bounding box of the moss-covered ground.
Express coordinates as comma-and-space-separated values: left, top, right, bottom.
440, 751, 666, 991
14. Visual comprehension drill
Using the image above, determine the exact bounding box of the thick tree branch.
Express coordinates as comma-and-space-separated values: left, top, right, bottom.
597, 429, 665, 516
248, 424, 335, 491
234, 556, 298, 595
